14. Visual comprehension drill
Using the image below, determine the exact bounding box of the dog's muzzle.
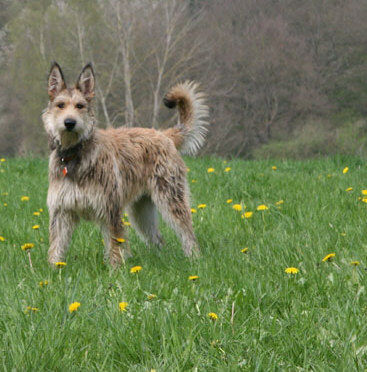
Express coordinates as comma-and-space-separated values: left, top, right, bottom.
64, 118, 76, 131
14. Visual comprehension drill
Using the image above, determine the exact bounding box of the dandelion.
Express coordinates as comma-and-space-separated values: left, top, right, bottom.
3, 203, 7, 207
224, 167, 231, 172
25, 306, 39, 313
343, 167, 349, 174
32, 225, 40, 230
226, 199, 233, 204
241, 248, 249, 254
208, 312, 218, 321
187, 168, 190, 172
2, 192, 8, 196
207, 168, 215, 173
272, 166, 277, 170
191, 208, 197, 213
345, 187, 353, 192
350, 261, 360, 266
276, 200, 284, 205
69, 302, 81, 313
33, 211, 40, 216
232, 204, 242, 211
191, 179, 197, 183
241, 211, 253, 219
147, 294, 157, 300
119, 302, 128, 311
123, 221, 131, 226
198, 204, 207, 209
285, 267, 299, 274
322, 253, 335, 262
0, 236, 5, 242
54, 262, 66, 268
39, 280, 49, 287
257, 204, 268, 211
362, 198, 367, 203
21, 243, 34, 251
116, 238, 125, 243
130, 265, 142, 273
188, 275, 199, 281
0, 158, 5, 162
21, 196, 30, 202
362, 190, 367, 195
39, 208, 44, 212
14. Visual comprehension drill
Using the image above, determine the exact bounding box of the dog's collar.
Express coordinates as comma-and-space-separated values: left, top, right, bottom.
56, 143, 82, 177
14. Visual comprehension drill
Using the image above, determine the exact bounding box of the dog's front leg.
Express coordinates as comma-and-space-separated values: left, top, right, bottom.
48, 209, 79, 265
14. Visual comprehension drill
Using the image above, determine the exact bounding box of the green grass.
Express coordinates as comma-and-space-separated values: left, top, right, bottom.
2, 155, 367, 370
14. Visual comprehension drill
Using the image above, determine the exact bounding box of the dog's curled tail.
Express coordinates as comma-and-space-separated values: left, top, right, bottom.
163, 81, 209, 156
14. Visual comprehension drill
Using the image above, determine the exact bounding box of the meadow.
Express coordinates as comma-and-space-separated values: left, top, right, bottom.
1, 156, 367, 370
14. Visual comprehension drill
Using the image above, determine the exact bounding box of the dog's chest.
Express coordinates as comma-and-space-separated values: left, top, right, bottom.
48, 179, 106, 220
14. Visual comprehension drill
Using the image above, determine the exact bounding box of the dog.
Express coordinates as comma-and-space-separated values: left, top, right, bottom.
42, 62, 209, 267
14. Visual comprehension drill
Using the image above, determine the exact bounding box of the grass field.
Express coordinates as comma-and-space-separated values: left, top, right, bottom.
2, 156, 367, 370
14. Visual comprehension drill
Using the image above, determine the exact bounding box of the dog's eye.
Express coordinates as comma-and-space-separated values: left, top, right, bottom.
57, 103, 65, 109
76, 103, 85, 109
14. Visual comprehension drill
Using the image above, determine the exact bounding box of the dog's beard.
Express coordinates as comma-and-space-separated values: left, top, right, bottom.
60, 131, 79, 149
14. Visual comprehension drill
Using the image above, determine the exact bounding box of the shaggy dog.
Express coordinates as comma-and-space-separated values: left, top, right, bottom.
42, 62, 208, 267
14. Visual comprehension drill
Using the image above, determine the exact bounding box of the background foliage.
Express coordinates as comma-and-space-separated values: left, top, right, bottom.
1, 0, 367, 158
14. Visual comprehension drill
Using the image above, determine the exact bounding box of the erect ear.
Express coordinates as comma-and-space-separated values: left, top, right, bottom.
48, 62, 66, 100
76, 63, 95, 100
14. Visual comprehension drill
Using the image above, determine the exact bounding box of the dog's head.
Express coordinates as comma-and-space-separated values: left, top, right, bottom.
42, 62, 95, 148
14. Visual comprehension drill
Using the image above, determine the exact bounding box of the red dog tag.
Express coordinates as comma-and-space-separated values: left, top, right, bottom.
62, 167, 68, 177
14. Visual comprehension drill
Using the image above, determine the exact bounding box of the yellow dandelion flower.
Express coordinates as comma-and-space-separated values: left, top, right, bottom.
198, 204, 207, 209
241, 247, 249, 253
68, 302, 81, 313
191, 208, 197, 213
257, 204, 268, 211
33, 211, 40, 216
226, 199, 233, 204
116, 238, 125, 243
123, 221, 131, 226
232, 204, 242, 211
362, 198, 367, 203
191, 179, 197, 183
272, 166, 277, 170
21, 196, 30, 202
25, 306, 39, 313
207, 168, 215, 173
362, 190, 367, 195
39, 208, 44, 212
32, 225, 40, 230
322, 253, 335, 262
343, 167, 349, 174
0, 158, 5, 162
147, 294, 157, 300
350, 261, 360, 266
0, 236, 5, 242
345, 187, 353, 192
275, 200, 284, 205
21, 243, 34, 251
224, 167, 231, 172
285, 267, 299, 274
188, 275, 199, 281
187, 168, 190, 172
208, 312, 218, 320
54, 262, 66, 268
39, 280, 49, 287
119, 302, 128, 311
130, 265, 142, 273
2, 192, 8, 196
3, 203, 7, 207
241, 211, 253, 219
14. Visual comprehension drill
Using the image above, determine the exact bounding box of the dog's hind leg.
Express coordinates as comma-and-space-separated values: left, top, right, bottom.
151, 178, 199, 257
48, 210, 79, 265
127, 195, 164, 247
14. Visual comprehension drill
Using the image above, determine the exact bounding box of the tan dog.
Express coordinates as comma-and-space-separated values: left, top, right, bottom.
42, 62, 208, 267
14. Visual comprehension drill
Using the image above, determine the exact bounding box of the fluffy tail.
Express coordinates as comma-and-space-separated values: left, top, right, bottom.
163, 81, 209, 155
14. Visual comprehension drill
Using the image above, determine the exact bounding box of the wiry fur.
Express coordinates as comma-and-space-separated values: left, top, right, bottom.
42, 62, 208, 267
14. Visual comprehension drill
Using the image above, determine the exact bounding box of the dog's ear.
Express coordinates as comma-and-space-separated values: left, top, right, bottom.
48, 62, 66, 100
76, 63, 95, 100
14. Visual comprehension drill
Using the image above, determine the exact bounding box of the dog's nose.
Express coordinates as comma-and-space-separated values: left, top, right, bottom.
64, 118, 76, 131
